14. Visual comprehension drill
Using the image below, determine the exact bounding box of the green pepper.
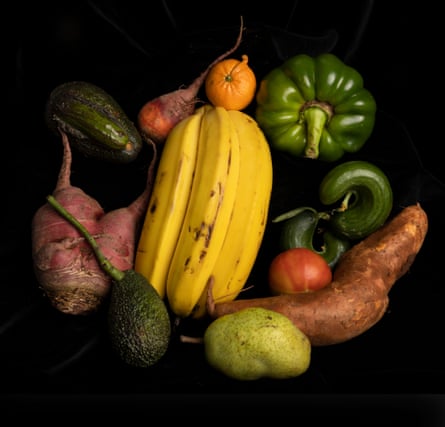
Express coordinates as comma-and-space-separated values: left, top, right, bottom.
273, 207, 351, 269
319, 160, 393, 240
255, 53, 376, 162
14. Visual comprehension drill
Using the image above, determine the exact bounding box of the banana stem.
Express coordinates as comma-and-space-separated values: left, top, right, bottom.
46, 195, 125, 282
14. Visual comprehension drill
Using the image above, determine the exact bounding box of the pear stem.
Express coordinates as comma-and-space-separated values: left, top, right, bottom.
179, 335, 203, 344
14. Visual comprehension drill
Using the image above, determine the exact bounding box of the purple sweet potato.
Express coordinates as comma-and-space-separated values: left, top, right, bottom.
32, 131, 156, 315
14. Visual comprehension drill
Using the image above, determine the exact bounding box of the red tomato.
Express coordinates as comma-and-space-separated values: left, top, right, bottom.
268, 247, 332, 294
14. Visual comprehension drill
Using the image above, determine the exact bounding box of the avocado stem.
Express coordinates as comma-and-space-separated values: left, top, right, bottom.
46, 194, 125, 282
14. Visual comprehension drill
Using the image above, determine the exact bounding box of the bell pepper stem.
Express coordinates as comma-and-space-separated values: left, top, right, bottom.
303, 106, 329, 159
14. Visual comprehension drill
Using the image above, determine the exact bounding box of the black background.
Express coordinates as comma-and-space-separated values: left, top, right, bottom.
4, 1, 445, 424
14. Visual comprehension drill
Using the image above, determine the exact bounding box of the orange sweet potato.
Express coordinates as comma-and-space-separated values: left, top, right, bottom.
208, 204, 428, 346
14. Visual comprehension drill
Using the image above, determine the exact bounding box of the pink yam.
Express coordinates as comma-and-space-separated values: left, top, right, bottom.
137, 17, 244, 144
32, 131, 156, 315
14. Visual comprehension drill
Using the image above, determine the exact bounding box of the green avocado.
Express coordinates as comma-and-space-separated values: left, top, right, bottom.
46, 195, 171, 368
107, 269, 171, 368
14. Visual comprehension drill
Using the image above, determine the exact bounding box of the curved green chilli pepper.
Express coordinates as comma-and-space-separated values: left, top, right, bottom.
319, 160, 393, 240
45, 81, 142, 163
273, 207, 351, 269
255, 53, 376, 162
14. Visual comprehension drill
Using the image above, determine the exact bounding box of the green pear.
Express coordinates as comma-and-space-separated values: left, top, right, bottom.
203, 307, 311, 380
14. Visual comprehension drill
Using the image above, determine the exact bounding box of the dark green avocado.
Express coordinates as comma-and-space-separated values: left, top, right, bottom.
46, 195, 171, 368
108, 269, 171, 368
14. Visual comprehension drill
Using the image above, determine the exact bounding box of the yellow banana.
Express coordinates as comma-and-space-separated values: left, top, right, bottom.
191, 109, 273, 318
166, 106, 241, 318
134, 107, 205, 298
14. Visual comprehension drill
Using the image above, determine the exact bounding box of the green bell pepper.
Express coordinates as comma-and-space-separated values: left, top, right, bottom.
319, 160, 393, 240
273, 206, 351, 269
255, 53, 377, 162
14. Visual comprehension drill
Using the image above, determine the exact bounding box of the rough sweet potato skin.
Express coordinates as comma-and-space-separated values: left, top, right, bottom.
209, 204, 428, 346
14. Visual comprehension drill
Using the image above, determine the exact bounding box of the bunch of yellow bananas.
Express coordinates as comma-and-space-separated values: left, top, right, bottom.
134, 104, 273, 319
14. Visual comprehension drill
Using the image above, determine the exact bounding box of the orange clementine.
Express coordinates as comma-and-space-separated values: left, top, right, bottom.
205, 54, 257, 111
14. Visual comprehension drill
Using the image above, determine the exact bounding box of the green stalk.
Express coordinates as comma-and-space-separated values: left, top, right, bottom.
46, 195, 125, 282
337, 191, 354, 212
272, 206, 330, 223
303, 106, 328, 159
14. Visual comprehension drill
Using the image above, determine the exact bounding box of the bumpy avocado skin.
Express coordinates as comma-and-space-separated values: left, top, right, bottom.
108, 270, 171, 368
46, 81, 142, 163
